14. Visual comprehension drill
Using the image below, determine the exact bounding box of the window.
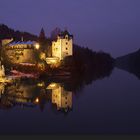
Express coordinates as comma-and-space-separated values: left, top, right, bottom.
66, 42, 68, 45
66, 47, 68, 50
65, 35, 68, 39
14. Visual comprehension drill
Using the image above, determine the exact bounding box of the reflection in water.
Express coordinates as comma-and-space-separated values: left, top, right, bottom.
0, 59, 114, 113
49, 83, 72, 112
0, 80, 72, 113
0, 83, 5, 96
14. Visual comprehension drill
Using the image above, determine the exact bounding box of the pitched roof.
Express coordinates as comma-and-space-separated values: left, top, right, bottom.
8, 41, 36, 46
59, 30, 73, 38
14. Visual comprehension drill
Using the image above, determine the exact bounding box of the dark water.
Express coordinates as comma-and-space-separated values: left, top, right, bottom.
0, 68, 140, 134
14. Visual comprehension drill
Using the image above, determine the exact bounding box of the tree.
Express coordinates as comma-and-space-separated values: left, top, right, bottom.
38, 28, 46, 43
50, 27, 61, 40
0, 24, 38, 41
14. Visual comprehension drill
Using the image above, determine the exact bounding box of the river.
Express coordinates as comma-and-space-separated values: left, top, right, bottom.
0, 68, 140, 134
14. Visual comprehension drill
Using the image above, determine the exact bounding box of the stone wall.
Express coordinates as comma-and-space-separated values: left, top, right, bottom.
4, 48, 37, 64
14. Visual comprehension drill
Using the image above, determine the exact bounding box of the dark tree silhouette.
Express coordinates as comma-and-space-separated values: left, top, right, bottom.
116, 49, 140, 79
38, 28, 49, 52
38, 28, 46, 43
50, 27, 61, 40
0, 24, 38, 41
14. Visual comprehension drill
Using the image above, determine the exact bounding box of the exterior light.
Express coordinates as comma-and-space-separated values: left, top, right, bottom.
37, 82, 44, 87
47, 83, 57, 88
50, 59, 57, 63
46, 58, 59, 64
40, 52, 46, 60
35, 98, 39, 103
35, 43, 40, 49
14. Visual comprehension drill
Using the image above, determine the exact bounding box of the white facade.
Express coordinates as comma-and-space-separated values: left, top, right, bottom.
52, 33, 73, 60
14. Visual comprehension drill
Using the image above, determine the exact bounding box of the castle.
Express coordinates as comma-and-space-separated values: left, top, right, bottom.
1, 30, 73, 65
45, 30, 73, 65
52, 30, 73, 60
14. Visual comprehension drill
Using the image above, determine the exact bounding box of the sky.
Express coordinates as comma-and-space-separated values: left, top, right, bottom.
0, 0, 140, 57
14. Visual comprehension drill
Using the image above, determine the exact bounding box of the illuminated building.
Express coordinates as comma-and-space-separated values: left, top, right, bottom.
51, 30, 73, 60
46, 30, 73, 65
2, 39, 39, 64
1, 30, 73, 66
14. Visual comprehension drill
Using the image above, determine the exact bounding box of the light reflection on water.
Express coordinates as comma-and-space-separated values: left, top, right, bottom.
0, 68, 140, 134
0, 80, 73, 113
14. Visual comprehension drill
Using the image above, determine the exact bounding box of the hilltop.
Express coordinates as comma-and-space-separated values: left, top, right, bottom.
0, 24, 38, 41
116, 49, 140, 78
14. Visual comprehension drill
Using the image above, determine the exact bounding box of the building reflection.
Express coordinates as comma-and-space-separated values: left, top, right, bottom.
47, 83, 72, 112
0, 83, 5, 96
0, 80, 73, 113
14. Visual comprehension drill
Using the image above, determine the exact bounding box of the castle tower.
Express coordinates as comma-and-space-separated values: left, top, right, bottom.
52, 30, 73, 60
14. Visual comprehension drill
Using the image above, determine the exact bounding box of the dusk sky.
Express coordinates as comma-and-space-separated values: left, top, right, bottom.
0, 0, 140, 57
